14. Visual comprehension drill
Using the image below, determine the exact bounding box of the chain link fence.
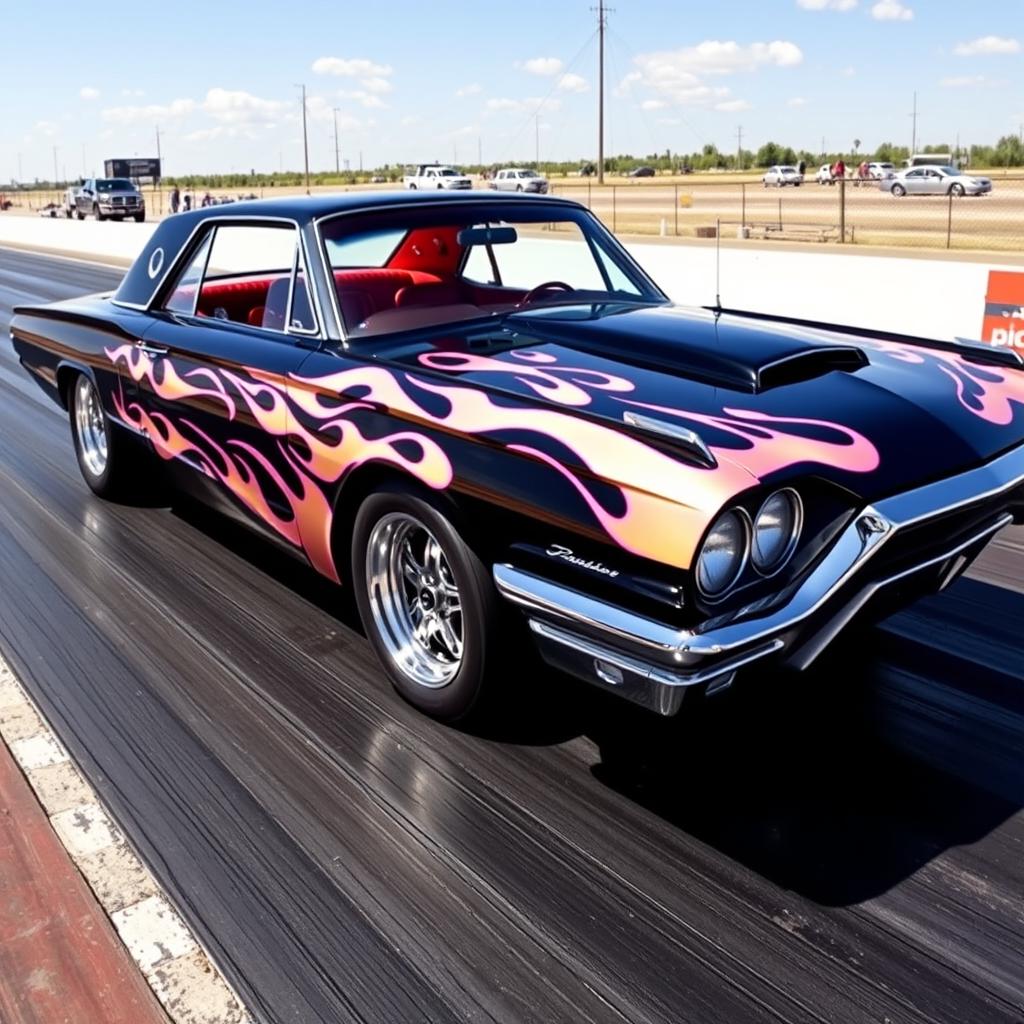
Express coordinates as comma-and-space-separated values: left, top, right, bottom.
549, 176, 1024, 252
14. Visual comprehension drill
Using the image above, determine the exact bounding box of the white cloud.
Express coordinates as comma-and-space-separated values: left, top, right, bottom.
715, 99, 752, 112
361, 76, 393, 94
622, 40, 799, 110
204, 88, 286, 124
486, 96, 562, 115
33, 119, 58, 137
120, 88, 144, 98
312, 57, 393, 77
787, 96, 807, 106
339, 90, 387, 109
641, 99, 667, 110
557, 73, 588, 93
520, 57, 564, 76
455, 83, 482, 97
79, 86, 100, 100
657, 116, 682, 126
940, 75, 988, 87
840, 65, 856, 76
796, 0, 856, 9
870, 0, 913, 21
953, 35, 1020, 56
101, 98, 196, 124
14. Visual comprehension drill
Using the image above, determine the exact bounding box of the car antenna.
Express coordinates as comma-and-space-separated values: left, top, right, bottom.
713, 217, 722, 317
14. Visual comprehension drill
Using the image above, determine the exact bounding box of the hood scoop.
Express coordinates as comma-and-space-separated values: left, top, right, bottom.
755, 346, 868, 391
509, 305, 869, 394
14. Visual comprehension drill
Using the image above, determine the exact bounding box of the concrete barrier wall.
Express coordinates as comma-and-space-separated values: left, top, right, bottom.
0, 213, 1013, 344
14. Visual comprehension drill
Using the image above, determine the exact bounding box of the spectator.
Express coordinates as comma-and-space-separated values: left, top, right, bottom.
798, 159, 806, 177
201, 191, 213, 208
832, 158, 846, 182
857, 160, 870, 186
169, 186, 180, 214
182, 192, 192, 212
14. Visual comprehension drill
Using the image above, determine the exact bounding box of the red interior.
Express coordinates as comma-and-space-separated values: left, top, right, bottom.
187, 225, 530, 333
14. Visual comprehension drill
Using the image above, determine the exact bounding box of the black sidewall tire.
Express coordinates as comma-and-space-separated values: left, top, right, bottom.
69, 374, 116, 497
352, 488, 499, 722
69, 373, 155, 501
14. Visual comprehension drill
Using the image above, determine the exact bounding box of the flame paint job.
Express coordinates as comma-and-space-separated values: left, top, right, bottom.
864, 338, 1024, 427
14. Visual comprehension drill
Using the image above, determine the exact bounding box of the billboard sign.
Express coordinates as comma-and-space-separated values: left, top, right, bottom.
981, 271, 1024, 351
103, 158, 162, 181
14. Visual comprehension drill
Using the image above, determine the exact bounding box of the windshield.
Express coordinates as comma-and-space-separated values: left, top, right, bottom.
96, 179, 135, 192
437, 168, 458, 176
779, 167, 797, 174
319, 202, 664, 340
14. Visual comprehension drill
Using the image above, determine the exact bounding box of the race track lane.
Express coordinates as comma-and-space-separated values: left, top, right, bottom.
1, 247, 1022, 1023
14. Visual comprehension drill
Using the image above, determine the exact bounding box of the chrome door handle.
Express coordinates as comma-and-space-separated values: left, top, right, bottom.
136, 341, 168, 357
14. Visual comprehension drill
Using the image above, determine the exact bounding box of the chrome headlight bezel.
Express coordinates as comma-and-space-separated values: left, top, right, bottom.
751, 488, 804, 577
695, 507, 751, 600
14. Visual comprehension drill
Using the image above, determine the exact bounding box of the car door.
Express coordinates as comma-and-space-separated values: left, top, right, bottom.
918, 169, 941, 195
127, 218, 324, 551
77, 179, 92, 214
903, 169, 926, 194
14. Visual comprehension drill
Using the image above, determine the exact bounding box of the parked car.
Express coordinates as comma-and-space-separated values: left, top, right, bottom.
815, 164, 834, 185
628, 166, 656, 178
490, 168, 549, 193
868, 162, 896, 180
10, 192, 1024, 723
880, 166, 993, 197
403, 164, 472, 190
762, 165, 803, 187
74, 177, 145, 222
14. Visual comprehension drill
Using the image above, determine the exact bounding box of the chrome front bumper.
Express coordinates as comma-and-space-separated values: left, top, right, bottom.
494, 443, 1024, 715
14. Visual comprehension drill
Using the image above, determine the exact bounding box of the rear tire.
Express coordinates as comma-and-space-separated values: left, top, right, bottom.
134, 212, 146, 222
75, 210, 85, 220
891, 183, 906, 197
68, 373, 154, 500
352, 487, 502, 722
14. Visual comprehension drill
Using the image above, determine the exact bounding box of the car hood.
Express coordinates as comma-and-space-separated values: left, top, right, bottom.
390, 302, 1024, 505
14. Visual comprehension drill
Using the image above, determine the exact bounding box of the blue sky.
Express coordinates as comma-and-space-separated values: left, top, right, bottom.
2, 0, 1021, 181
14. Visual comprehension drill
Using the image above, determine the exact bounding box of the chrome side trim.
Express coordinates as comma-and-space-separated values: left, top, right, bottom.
621, 410, 716, 466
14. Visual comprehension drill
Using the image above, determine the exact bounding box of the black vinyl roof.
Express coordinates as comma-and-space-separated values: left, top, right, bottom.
170, 188, 582, 224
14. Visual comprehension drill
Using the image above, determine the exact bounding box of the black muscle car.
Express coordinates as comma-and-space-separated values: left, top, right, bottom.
10, 192, 1024, 721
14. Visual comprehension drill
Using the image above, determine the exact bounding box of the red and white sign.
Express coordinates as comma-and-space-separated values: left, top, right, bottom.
981, 270, 1024, 350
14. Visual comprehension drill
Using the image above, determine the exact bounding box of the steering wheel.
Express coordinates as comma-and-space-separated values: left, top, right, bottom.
517, 281, 573, 307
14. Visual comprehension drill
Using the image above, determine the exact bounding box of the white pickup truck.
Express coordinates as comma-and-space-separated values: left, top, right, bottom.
403, 164, 473, 190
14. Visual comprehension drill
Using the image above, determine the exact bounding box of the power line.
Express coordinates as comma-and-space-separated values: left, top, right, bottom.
736, 126, 743, 170
909, 91, 918, 155
295, 84, 310, 193
591, 1, 613, 183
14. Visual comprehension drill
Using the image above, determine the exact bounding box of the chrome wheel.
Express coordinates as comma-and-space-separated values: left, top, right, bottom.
366, 513, 464, 688
74, 376, 108, 478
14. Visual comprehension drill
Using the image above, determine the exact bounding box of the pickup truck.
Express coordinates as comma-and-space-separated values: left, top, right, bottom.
75, 177, 146, 222
403, 164, 473, 190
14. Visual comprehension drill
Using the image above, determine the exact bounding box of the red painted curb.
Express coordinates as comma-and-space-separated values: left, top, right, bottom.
0, 745, 168, 1024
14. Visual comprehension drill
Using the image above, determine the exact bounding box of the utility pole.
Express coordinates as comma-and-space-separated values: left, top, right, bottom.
52, 145, 59, 188
736, 126, 743, 170
821, 136, 826, 159
592, 0, 611, 184
535, 112, 540, 165
332, 107, 341, 174
155, 124, 162, 178
477, 136, 482, 169
909, 91, 918, 155
18, 152, 23, 183
296, 83, 310, 193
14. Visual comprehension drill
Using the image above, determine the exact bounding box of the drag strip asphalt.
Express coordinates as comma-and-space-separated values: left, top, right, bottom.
1, 247, 1022, 1024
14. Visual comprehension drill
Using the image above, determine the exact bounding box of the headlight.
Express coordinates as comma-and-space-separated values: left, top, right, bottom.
752, 489, 802, 574
696, 509, 749, 598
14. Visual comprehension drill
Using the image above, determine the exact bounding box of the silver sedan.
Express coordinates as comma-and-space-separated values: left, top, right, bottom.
880, 165, 992, 197
489, 168, 549, 193
762, 165, 803, 187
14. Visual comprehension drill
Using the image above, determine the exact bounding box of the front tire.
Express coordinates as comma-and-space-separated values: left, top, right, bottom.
76, 209, 85, 220
134, 212, 146, 222
352, 488, 501, 722
949, 183, 964, 197
69, 373, 151, 500
93, 204, 106, 221
891, 183, 906, 197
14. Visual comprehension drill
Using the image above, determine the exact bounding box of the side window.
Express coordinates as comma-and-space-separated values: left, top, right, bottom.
164, 232, 213, 314
161, 222, 316, 336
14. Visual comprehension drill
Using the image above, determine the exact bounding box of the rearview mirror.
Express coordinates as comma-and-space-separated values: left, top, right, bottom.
457, 225, 517, 247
